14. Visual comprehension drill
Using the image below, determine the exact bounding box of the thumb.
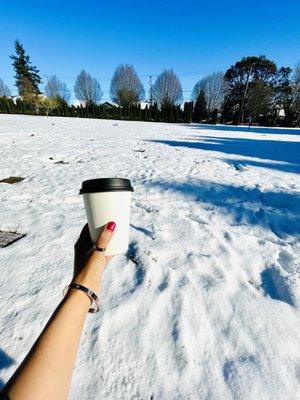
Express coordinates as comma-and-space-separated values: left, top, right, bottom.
95, 221, 116, 251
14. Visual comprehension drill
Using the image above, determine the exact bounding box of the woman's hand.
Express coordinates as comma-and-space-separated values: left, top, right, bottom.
2, 221, 117, 400
73, 222, 116, 295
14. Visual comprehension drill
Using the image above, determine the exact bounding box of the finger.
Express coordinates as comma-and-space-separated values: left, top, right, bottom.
75, 223, 93, 250
95, 221, 116, 251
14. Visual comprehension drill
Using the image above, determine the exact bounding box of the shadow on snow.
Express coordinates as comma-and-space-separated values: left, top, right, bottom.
187, 123, 300, 136
0, 348, 14, 388
148, 135, 300, 173
147, 179, 300, 237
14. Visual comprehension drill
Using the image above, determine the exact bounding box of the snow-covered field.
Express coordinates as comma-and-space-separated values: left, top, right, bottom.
0, 114, 300, 400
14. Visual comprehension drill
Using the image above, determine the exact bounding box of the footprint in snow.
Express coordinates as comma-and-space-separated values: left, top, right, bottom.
223, 231, 232, 242
158, 274, 169, 292
260, 265, 295, 306
130, 223, 155, 240
223, 355, 257, 384
126, 241, 146, 293
278, 250, 295, 274
232, 162, 245, 171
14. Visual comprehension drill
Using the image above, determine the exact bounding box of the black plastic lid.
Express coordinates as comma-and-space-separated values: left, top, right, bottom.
79, 178, 134, 194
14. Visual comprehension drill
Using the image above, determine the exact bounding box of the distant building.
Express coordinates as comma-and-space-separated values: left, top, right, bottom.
102, 102, 115, 108
71, 100, 151, 108
12, 96, 22, 104
73, 100, 86, 108
140, 101, 150, 109
11, 93, 47, 104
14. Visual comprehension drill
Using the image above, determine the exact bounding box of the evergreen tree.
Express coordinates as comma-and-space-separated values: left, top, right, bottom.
210, 109, 218, 124
273, 67, 293, 126
10, 40, 42, 95
246, 81, 273, 127
175, 105, 180, 122
170, 106, 174, 123
137, 103, 142, 120
224, 56, 277, 124
144, 105, 148, 121
193, 90, 207, 122
115, 106, 120, 120
183, 101, 193, 123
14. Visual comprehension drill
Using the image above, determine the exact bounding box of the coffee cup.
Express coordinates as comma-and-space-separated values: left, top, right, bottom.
80, 178, 134, 255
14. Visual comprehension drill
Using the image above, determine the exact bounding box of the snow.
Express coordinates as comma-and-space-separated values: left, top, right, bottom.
0, 114, 300, 399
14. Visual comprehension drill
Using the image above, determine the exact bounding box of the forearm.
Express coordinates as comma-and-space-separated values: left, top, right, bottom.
4, 290, 90, 400
1, 222, 114, 400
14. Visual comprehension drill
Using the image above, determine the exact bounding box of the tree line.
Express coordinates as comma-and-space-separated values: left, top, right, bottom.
0, 40, 299, 126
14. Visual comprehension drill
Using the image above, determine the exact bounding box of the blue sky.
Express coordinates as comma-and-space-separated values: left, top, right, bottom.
0, 0, 299, 102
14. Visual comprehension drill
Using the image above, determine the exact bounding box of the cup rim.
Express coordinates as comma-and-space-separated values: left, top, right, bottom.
79, 178, 134, 194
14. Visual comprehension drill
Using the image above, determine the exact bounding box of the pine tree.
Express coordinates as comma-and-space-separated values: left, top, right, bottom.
10, 40, 42, 95
170, 105, 174, 122
210, 108, 218, 124
193, 90, 207, 122
175, 105, 180, 122
137, 104, 142, 120
183, 102, 193, 123
144, 105, 149, 121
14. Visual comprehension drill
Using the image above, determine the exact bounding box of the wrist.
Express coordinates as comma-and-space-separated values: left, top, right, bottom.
67, 288, 91, 309
73, 268, 103, 296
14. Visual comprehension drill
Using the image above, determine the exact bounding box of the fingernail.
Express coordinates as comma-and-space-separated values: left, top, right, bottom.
106, 221, 116, 232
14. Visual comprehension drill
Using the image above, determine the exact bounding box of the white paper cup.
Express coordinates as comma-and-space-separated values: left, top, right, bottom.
80, 178, 133, 255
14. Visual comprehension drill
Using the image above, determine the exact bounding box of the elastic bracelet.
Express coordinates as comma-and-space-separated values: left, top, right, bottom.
62, 283, 100, 313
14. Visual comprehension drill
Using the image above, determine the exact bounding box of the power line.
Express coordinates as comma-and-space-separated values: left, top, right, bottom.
148, 75, 153, 105
9, 89, 194, 95
1, 70, 208, 81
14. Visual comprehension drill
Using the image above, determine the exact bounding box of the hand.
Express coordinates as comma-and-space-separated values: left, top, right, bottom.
73, 222, 116, 295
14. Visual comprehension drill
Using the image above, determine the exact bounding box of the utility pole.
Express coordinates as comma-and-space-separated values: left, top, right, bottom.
238, 64, 253, 125
148, 75, 153, 106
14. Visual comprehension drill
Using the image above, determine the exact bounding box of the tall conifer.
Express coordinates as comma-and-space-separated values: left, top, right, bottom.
10, 40, 42, 95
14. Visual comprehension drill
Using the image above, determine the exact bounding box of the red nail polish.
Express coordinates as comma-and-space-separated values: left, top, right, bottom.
106, 221, 116, 232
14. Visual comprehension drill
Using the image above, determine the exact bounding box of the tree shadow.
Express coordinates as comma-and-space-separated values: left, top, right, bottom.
148, 136, 300, 173
186, 123, 300, 136
224, 158, 299, 174
0, 349, 14, 389
147, 179, 300, 237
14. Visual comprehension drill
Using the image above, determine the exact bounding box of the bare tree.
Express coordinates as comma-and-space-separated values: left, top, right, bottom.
74, 70, 103, 105
292, 61, 300, 123
191, 78, 205, 101
110, 64, 145, 107
0, 78, 11, 97
204, 72, 228, 113
294, 61, 300, 87
152, 69, 183, 108
192, 72, 227, 115
36, 97, 59, 116
45, 75, 70, 102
